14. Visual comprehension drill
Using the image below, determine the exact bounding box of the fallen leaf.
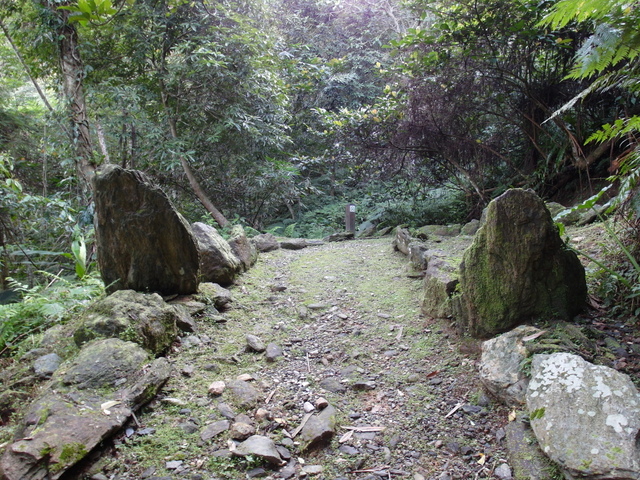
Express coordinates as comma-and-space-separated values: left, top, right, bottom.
339, 430, 354, 443
508, 410, 517, 422
426, 371, 440, 379
522, 330, 547, 342
477, 453, 486, 465
101, 400, 121, 411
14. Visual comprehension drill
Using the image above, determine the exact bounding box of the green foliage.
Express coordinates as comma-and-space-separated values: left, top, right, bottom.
0, 272, 104, 355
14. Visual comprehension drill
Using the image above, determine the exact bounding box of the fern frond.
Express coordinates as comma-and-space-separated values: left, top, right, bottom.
586, 116, 640, 144
540, 0, 622, 29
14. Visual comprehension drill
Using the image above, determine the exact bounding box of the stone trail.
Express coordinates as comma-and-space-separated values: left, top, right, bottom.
101, 238, 512, 480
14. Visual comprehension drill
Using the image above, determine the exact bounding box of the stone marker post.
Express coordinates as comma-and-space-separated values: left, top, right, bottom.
345, 204, 356, 232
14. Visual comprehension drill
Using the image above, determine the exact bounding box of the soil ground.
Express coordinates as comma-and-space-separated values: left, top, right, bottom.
4, 224, 640, 480
77, 236, 516, 480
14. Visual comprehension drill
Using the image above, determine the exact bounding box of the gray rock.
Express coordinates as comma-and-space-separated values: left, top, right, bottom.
409, 242, 429, 270
172, 304, 198, 332
265, 343, 283, 362
421, 254, 459, 319
504, 419, 554, 480
192, 222, 242, 286
33, 353, 61, 378
73, 290, 179, 355
217, 403, 236, 419
228, 225, 258, 271
527, 353, 640, 479
200, 420, 230, 441
352, 381, 376, 391
252, 233, 280, 252
279, 238, 308, 250
494, 464, 512, 480
230, 421, 255, 440
246, 334, 266, 353
479, 325, 542, 406
461, 219, 480, 236
339, 445, 359, 455
232, 435, 284, 465
456, 189, 587, 338
227, 380, 261, 408
60, 338, 149, 390
0, 356, 169, 480
319, 377, 347, 393
392, 227, 412, 255
93, 165, 199, 295
323, 231, 354, 242
197, 282, 233, 310
299, 405, 337, 451
356, 221, 376, 238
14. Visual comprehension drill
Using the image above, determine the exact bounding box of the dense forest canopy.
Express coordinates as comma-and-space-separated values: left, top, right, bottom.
1, 0, 640, 347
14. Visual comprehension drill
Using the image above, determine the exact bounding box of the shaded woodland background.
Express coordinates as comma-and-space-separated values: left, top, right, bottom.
1, 0, 640, 353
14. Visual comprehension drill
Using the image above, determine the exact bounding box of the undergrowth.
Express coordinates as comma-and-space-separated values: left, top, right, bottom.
0, 272, 104, 355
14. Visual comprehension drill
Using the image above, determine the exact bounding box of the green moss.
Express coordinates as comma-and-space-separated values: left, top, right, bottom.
59, 442, 88, 464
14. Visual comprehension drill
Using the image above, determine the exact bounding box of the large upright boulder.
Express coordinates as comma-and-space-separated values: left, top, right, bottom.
93, 165, 200, 295
527, 353, 640, 480
456, 189, 586, 338
192, 222, 242, 286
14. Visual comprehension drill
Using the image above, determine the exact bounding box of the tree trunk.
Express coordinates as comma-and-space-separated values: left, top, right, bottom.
53, 4, 97, 191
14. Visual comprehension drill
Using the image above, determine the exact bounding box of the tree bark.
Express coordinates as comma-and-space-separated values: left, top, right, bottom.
53, 3, 97, 191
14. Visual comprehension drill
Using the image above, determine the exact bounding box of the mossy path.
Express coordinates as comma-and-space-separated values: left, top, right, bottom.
97, 237, 508, 480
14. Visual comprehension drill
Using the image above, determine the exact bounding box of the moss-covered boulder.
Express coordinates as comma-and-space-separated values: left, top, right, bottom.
0, 356, 171, 480
59, 338, 149, 390
456, 189, 586, 338
73, 290, 180, 355
422, 255, 460, 319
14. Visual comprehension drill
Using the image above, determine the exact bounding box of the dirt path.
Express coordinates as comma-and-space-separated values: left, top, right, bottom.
99, 237, 510, 480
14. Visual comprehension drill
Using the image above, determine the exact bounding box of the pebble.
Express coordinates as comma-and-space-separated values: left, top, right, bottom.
217, 402, 236, 419
338, 445, 359, 455
303, 401, 315, 413
208, 381, 226, 396
246, 334, 266, 353
165, 460, 182, 469
494, 463, 512, 480
315, 397, 329, 409
255, 408, 271, 421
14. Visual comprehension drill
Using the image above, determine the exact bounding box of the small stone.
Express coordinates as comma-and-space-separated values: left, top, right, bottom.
179, 421, 199, 434
247, 467, 267, 478
315, 397, 329, 410
255, 408, 271, 421
208, 380, 226, 396
165, 460, 183, 469
200, 420, 230, 441
182, 364, 195, 376
276, 445, 291, 460
204, 363, 221, 373
137, 427, 156, 436
90, 474, 109, 480
308, 303, 328, 310
246, 334, 266, 353
218, 402, 236, 419
301, 465, 324, 475
230, 421, 255, 440
161, 397, 186, 406
352, 380, 376, 391
462, 404, 482, 414
237, 373, 255, 382
266, 343, 283, 362
494, 463, 512, 480
33, 353, 61, 378
338, 445, 359, 455
319, 377, 346, 393
303, 402, 315, 413
434, 440, 444, 448
232, 435, 284, 465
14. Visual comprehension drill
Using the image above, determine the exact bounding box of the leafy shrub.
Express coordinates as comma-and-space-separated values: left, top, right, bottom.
0, 272, 104, 355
